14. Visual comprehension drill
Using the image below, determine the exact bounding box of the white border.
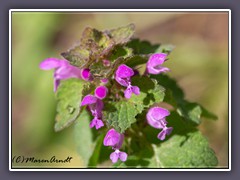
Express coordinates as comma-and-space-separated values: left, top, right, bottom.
9, 9, 231, 171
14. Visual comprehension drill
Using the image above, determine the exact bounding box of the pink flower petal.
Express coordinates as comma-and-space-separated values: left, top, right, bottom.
116, 64, 134, 78
147, 53, 169, 74
148, 107, 170, 121
148, 53, 167, 67
81, 95, 98, 106
119, 151, 128, 162
103, 129, 121, 147
124, 87, 132, 99
90, 118, 104, 129
81, 68, 93, 81
110, 152, 119, 163
157, 127, 173, 140
146, 107, 170, 129
132, 86, 140, 95
115, 76, 129, 87
39, 58, 68, 70
95, 86, 108, 99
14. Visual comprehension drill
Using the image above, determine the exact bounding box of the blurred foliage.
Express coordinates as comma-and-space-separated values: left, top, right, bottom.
12, 12, 228, 168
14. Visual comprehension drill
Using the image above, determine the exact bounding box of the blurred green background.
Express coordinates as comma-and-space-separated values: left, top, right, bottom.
12, 12, 228, 168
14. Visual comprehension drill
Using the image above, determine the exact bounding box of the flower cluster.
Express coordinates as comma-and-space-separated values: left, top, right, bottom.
39, 52, 172, 164
115, 64, 140, 99
81, 85, 108, 130
103, 128, 127, 163
146, 107, 173, 140
39, 58, 82, 92
146, 53, 169, 74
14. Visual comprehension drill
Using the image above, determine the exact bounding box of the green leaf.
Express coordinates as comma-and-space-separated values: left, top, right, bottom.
156, 44, 175, 55
151, 74, 184, 103
89, 61, 110, 78
81, 27, 114, 55
177, 101, 202, 125
74, 109, 95, 167
106, 23, 135, 44
88, 133, 105, 167
129, 76, 165, 113
108, 45, 133, 61
127, 39, 160, 54
147, 112, 218, 168
200, 105, 218, 120
125, 55, 149, 67
54, 79, 87, 132
151, 74, 217, 124
61, 46, 90, 67
61, 27, 114, 68
89, 46, 133, 78
113, 156, 151, 168
129, 132, 154, 159
103, 101, 138, 133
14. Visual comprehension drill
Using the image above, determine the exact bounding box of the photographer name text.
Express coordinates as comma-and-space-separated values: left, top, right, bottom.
12, 155, 73, 164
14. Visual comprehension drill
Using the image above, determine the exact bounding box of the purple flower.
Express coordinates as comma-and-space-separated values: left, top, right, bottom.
116, 64, 134, 79
103, 128, 124, 149
146, 53, 170, 74
124, 85, 140, 99
39, 58, 82, 92
80, 86, 108, 130
81, 95, 98, 106
103, 128, 127, 163
81, 95, 104, 118
146, 107, 173, 140
110, 149, 128, 163
89, 117, 104, 130
157, 127, 173, 140
95, 86, 108, 100
115, 64, 140, 99
81, 68, 93, 81
81, 95, 104, 129
146, 107, 170, 129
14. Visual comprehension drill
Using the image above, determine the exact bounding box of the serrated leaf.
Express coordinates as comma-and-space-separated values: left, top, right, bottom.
106, 23, 135, 44
61, 27, 114, 68
81, 27, 114, 56
150, 132, 218, 168
74, 109, 95, 166
147, 112, 218, 168
129, 76, 165, 113
54, 79, 87, 132
61, 46, 90, 67
103, 101, 138, 133
127, 39, 160, 54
